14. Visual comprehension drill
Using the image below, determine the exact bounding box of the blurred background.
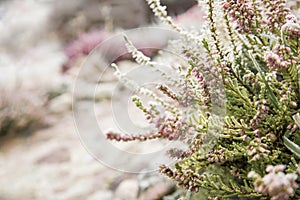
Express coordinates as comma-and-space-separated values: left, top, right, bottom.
0, 0, 200, 199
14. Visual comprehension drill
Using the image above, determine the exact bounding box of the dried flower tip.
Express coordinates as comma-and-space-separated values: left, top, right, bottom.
157, 85, 178, 101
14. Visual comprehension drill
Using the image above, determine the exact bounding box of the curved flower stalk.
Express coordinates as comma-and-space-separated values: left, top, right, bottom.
146, 0, 203, 45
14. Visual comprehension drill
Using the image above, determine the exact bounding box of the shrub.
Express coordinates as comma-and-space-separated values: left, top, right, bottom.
107, 0, 300, 199
0, 83, 47, 138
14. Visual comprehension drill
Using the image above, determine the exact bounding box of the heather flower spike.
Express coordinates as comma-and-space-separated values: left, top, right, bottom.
123, 34, 151, 65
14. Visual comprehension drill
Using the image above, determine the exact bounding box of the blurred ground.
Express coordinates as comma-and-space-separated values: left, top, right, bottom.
0, 100, 176, 200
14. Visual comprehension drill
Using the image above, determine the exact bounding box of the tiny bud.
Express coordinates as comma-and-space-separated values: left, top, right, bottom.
280, 97, 286, 102
252, 154, 260, 161
261, 105, 267, 111
255, 101, 260, 106
254, 129, 260, 136
290, 102, 297, 108
168, 135, 175, 140
292, 124, 298, 132
262, 99, 267, 104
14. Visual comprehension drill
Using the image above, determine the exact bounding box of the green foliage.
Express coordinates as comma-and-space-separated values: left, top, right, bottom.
107, 0, 300, 199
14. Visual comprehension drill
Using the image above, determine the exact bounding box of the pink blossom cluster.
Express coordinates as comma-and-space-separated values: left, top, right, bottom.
264, 51, 288, 71
264, 0, 291, 31
159, 164, 202, 192
107, 111, 187, 142
222, 0, 261, 33
250, 165, 298, 200
106, 131, 162, 142
250, 100, 269, 128
206, 149, 227, 163
155, 112, 183, 140
284, 14, 300, 38
247, 138, 270, 161
264, 45, 297, 71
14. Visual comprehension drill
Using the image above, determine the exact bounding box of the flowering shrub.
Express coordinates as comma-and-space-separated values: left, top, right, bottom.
0, 85, 47, 137
107, 0, 300, 199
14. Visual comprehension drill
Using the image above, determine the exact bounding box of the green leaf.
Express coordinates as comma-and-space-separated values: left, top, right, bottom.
292, 113, 300, 128
248, 52, 279, 109
283, 130, 300, 159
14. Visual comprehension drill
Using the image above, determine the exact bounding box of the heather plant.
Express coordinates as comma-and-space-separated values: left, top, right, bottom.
106, 0, 300, 199
0, 84, 47, 137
